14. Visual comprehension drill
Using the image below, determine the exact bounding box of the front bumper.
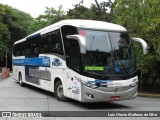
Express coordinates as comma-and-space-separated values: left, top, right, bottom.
81, 85, 137, 102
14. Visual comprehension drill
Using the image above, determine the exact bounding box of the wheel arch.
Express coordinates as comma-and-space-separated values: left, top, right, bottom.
53, 76, 68, 101
54, 77, 62, 88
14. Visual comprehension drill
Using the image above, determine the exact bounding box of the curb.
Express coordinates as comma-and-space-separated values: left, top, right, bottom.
138, 92, 160, 98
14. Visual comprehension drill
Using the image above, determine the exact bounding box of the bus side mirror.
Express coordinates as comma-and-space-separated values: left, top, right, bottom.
66, 35, 87, 54
131, 37, 148, 55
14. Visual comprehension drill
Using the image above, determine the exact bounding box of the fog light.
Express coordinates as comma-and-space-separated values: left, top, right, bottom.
133, 92, 137, 95
86, 93, 94, 99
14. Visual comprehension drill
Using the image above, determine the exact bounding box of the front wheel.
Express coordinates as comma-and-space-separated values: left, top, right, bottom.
54, 81, 68, 102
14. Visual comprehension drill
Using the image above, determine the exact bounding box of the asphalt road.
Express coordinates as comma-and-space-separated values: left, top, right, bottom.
0, 75, 160, 119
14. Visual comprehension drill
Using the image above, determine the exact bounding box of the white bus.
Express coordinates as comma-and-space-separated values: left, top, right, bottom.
13, 19, 148, 102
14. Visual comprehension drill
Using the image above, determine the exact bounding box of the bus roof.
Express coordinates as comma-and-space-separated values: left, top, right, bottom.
14, 19, 127, 44
33, 19, 127, 34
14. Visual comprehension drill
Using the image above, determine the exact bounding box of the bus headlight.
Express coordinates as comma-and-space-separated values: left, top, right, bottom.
130, 79, 138, 87
86, 83, 97, 89
75, 77, 97, 89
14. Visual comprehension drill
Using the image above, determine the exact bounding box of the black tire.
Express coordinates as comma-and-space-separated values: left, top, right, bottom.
54, 81, 68, 102
19, 73, 24, 86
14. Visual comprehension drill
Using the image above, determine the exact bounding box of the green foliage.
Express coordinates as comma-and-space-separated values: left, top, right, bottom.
27, 5, 66, 34
29, 1, 114, 33
9, 9, 33, 45
67, 2, 112, 21
0, 3, 33, 42
0, 22, 10, 61
46, 5, 67, 25
113, 0, 160, 72
0, 4, 33, 43
27, 15, 48, 34
0, 3, 33, 64
67, 4, 89, 19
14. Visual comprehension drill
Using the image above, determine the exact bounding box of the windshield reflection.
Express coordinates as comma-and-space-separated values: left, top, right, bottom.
79, 30, 136, 77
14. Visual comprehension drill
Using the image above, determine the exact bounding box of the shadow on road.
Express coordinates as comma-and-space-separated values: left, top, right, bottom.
16, 82, 131, 110
67, 99, 131, 110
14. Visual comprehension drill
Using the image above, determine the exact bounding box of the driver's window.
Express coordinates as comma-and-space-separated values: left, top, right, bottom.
65, 40, 81, 72
70, 40, 81, 71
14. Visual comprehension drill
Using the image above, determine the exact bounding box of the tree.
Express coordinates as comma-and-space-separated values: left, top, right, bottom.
27, 15, 48, 34
67, 4, 89, 19
113, 0, 160, 75
67, 0, 113, 22
0, 4, 10, 62
28, 0, 116, 34
0, 4, 33, 67
94, 0, 117, 21
0, 22, 10, 62
27, 5, 66, 34
46, 5, 67, 25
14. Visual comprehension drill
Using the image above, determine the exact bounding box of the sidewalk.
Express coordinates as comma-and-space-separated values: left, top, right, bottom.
138, 92, 160, 98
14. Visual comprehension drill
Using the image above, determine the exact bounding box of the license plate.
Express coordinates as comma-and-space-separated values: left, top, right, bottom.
110, 96, 120, 101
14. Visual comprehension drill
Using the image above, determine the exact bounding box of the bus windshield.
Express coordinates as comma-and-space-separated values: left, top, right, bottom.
79, 29, 136, 76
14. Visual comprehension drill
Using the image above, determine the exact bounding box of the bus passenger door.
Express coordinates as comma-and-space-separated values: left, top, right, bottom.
65, 40, 81, 99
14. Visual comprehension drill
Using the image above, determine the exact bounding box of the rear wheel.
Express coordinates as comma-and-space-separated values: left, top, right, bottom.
19, 73, 24, 86
54, 81, 68, 101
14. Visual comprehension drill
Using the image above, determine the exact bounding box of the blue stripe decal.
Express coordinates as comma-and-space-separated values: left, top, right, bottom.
88, 80, 113, 84
88, 80, 113, 87
13, 57, 50, 67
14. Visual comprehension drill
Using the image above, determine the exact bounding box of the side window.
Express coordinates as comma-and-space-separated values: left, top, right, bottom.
13, 44, 19, 56
13, 42, 26, 56
41, 29, 64, 55
25, 37, 41, 56
41, 35, 49, 53
32, 38, 41, 54
61, 25, 78, 58
25, 41, 33, 55
49, 30, 63, 55
14, 29, 64, 56
19, 42, 26, 56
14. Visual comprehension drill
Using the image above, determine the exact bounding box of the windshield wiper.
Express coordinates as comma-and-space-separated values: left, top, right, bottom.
85, 70, 105, 79
90, 36, 94, 50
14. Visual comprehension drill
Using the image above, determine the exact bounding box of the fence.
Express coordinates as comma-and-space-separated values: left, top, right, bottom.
138, 72, 160, 93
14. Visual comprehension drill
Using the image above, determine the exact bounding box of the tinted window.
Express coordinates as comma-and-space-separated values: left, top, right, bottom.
13, 42, 26, 56
41, 29, 64, 55
13, 29, 64, 57
65, 40, 81, 72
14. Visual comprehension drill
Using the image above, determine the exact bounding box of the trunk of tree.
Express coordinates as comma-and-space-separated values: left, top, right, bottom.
94, 0, 101, 13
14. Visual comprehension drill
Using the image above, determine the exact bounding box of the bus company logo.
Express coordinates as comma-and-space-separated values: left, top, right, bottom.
72, 86, 80, 94
42, 58, 50, 66
53, 58, 62, 67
